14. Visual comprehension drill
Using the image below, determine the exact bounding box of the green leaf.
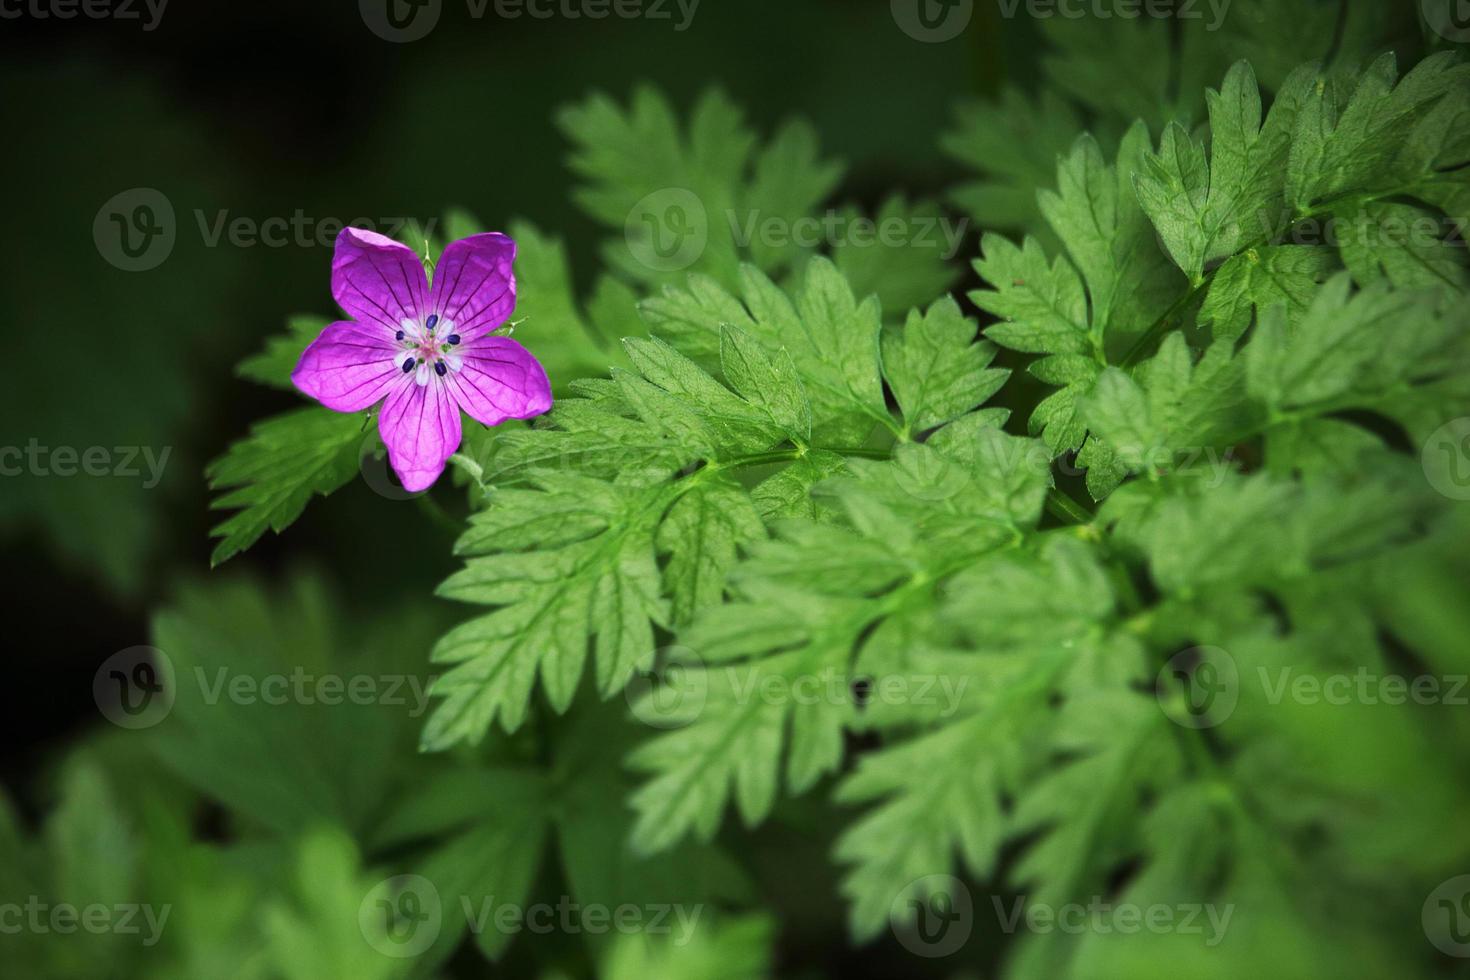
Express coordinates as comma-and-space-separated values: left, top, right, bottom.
425, 475, 670, 746
628, 432, 1051, 854
943, 89, 1090, 242
1287, 52, 1470, 216
1333, 201, 1470, 291
1243, 273, 1470, 419
207, 408, 366, 566
1198, 245, 1336, 340
235, 316, 329, 389
1084, 333, 1251, 479
973, 126, 1179, 482
1134, 62, 1315, 283
880, 295, 1008, 436
642, 258, 893, 443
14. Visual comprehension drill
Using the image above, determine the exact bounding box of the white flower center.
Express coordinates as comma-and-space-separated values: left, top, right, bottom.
393, 314, 463, 386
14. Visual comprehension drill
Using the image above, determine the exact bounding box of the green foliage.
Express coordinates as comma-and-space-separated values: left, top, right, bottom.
941, 0, 1415, 239
185, 26, 1470, 980
426, 258, 1010, 750
560, 87, 959, 313
207, 409, 365, 565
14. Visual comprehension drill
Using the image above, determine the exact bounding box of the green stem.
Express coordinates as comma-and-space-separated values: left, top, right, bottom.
1120, 278, 1212, 368
715, 445, 892, 471
1045, 487, 1095, 526
415, 493, 462, 534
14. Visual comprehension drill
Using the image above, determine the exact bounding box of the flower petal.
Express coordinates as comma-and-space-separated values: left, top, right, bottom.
332, 227, 429, 336
291, 320, 404, 412
429, 233, 517, 341
447, 336, 553, 427
379, 376, 462, 493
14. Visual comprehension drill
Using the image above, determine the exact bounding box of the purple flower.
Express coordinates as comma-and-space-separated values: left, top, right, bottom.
292, 228, 552, 492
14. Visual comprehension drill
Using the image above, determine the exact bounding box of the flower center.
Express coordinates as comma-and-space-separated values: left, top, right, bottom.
394, 313, 463, 385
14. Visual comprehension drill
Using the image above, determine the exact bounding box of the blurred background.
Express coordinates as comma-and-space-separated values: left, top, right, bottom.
0, 1, 1445, 977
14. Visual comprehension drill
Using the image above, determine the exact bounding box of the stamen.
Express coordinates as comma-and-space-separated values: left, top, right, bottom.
396, 330, 405, 340
435, 362, 447, 377
447, 334, 461, 345
426, 314, 439, 330
401, 358, 414, 373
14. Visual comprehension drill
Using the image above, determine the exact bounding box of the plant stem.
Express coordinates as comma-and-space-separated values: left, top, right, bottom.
1045, 487, 1095, 526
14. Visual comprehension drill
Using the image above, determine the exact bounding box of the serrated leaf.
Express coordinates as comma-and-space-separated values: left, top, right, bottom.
207, 408, 366, 565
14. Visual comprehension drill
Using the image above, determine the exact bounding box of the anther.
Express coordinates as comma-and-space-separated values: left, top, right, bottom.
434, 362, 447, 377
